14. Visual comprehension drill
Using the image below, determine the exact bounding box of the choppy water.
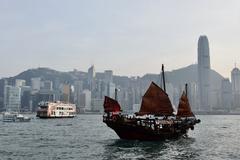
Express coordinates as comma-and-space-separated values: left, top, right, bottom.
0, 115, 240, 160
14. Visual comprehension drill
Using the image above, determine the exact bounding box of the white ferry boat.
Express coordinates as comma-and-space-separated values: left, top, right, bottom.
36, 101, 76, 118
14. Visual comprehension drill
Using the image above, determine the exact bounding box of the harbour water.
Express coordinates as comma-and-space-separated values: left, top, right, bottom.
0, 115, 240, 160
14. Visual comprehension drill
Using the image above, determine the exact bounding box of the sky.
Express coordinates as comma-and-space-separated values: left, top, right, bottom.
0, 0, 240, 79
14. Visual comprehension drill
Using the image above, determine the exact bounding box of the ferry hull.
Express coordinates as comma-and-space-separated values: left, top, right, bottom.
36, 115, 75, 119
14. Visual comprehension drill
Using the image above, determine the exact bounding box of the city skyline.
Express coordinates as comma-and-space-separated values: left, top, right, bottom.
1, 1, 240, 79
1, 35, 240, 114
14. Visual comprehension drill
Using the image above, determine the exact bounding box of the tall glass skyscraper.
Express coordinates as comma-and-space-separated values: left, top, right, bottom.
198, 35, 211, 111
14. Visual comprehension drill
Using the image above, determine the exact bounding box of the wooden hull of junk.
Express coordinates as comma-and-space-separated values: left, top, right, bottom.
103, 81, 200, 141
103, 115, 199, 141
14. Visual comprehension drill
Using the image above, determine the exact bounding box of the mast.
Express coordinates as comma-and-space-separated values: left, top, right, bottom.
185, 83, 188, 97
115, 88, 118, 101
162, 64, 166, 92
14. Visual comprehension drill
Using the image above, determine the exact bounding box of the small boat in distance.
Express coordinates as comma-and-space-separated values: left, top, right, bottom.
103, 65, 200, 141
2, 112, 31, 122
36, 101, 76, 118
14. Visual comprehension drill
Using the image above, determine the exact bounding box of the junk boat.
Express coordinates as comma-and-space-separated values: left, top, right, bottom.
103, 65, 200, 140
36, 101, 76, 118
2, 112, 31, 122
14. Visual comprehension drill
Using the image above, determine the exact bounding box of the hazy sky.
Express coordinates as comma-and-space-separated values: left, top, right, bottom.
1, 0, 240, 79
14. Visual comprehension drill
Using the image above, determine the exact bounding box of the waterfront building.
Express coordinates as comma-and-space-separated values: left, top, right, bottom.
73, 80, 83, 109
188, 82, 198, 112
0, 79, 8, 111
221, 78, 232, 111
4, 85, 21, 112
210, 89, 221, 111
94, 80, 105, 99
20, 86, 32, 112
107, 82, 116, 99
198, 35, 211, 111
91, 98, 104, 113
61, 83, 71, 102
79, 89, 92, 112
30, 90, 56, 112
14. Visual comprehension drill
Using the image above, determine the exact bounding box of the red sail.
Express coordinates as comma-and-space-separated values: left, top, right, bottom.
103, 96, 121, 112
137, 82, 174, 116
177, 92, 195, 117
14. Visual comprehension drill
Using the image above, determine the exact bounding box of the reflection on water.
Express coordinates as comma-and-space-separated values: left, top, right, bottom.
103, 136, 199, 160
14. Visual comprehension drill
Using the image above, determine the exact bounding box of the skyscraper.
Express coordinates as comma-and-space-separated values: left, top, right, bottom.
31, 77, 41, 91
73, 80, 83, 109
198, 35, 211, 111
231, 67, 240, 110
221, 78, 232, 111
61, 83, 71, 102
87, 65, 95, 91
80, 89, 92, 112
104, 70, 113, 84
4, 85, 21, 112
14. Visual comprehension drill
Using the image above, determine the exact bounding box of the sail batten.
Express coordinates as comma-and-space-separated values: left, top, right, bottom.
137, 82, 174, 116
177, 92, 195, 117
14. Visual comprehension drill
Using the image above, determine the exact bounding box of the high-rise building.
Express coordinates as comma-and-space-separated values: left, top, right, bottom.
61, 83, 71, 102
107, 82, 116, 99
91, 98, 104, 113
4, 85, 21, 112
15, 79, 26, 87
87, 65, 95, 91
104, 70, 113, 84
231, 67, 240, 110
221, 78, 232, 111
198, 35, 211, 111
79, 89, 92, 111
31, 77, 41, 91
20, 86, 32, 112
73, 80, 83, 109
41, 80, 53, 91
188, 82, 198, 111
